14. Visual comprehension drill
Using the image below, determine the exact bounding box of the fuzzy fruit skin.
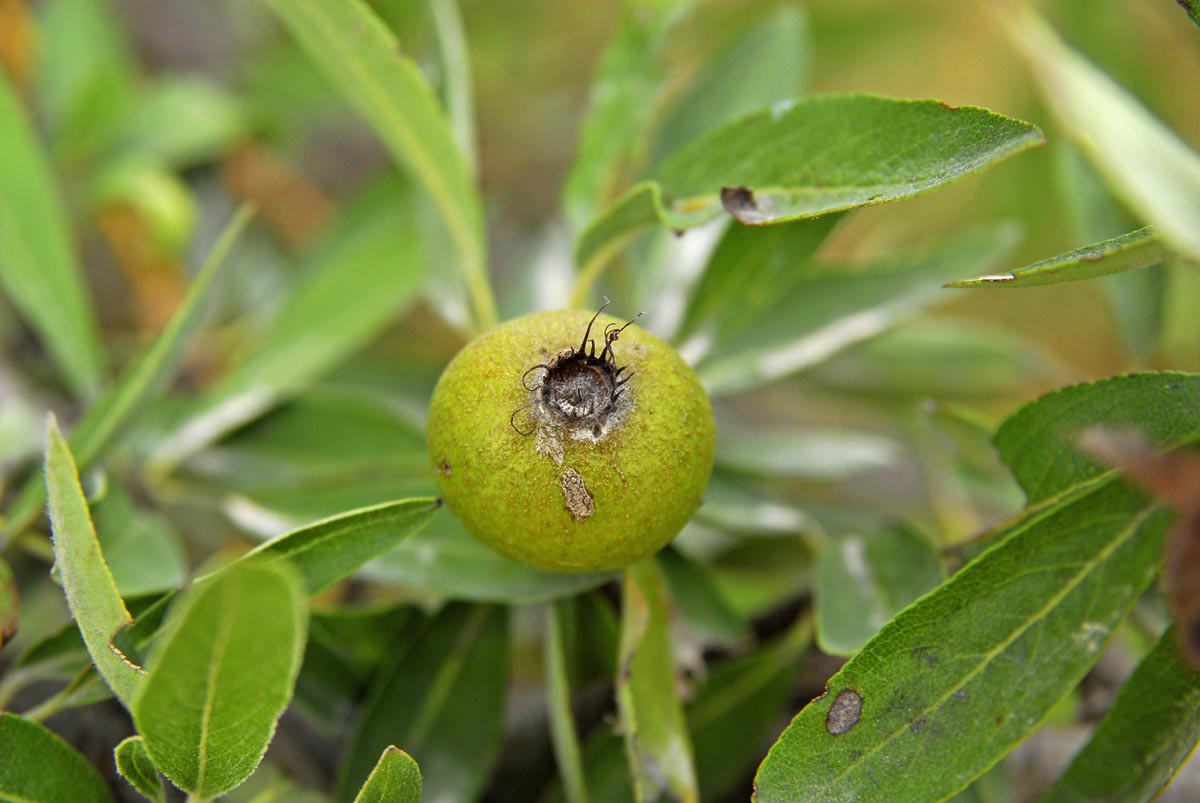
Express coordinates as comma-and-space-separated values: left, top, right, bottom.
427, 309, 715, 573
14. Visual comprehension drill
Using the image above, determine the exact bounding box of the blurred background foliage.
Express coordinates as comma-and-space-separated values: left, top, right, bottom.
1, 0, 1199, 800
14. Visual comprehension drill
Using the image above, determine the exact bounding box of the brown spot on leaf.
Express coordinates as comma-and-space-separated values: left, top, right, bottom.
939, 101, 962, 111
720, 186, 769, 225
826, 689, 863, 735
560, 468, 595, 521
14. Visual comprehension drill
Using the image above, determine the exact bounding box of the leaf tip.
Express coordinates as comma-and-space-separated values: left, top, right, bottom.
945, 273, 1015, 288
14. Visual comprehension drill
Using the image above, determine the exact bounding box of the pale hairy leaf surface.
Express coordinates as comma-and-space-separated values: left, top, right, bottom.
43, 419, 141, 706
352, 747, 422, 803
114, 736, 166, 803
133, 562, 307, 798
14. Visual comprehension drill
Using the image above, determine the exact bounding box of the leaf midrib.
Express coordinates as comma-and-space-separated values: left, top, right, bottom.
194, 579, 238, 794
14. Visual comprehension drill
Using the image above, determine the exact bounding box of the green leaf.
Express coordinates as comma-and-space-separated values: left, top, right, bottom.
4, 205, 252, 536
431, 0, 477, 177
0, 713, 115, 802
814, 526, 945, 656
545, 600, 590, 803
576, 94, 1043, 271
117, 76, 246, 168
651, 5, 810, 166
1039, 626, 1200, 803
0, 557, 16, 650
353, 747, 423, 803
0, 70, 104, 398
148, 183, 426, 473
617, 559, 698, 803
92, 484, 188, 598
133, 561, 307, 799
367, 507, 614, 604
36, 0, 137, 162
563, 0, 694, 228
679, 214, 840, 342
947, 226, 1168, 288
114, 735, 166, 803
996, 372, 1200, 504
754, 372, 1200, 802
263, 0, 495, 331
757, 481, 1170, 802
43, 417, 142, 705
338, 604, 508, 803
696, 223, 1020, 396
1012, 11, 1200, 261
239, 497, 442, 595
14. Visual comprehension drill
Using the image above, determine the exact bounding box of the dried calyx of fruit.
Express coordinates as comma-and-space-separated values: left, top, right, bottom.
427, 301, 716, 573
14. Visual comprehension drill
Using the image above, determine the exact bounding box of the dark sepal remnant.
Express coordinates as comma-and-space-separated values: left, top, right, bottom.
511, 298, 643, 440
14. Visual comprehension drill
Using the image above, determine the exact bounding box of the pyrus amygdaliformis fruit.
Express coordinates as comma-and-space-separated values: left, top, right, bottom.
427, 304, 715, 573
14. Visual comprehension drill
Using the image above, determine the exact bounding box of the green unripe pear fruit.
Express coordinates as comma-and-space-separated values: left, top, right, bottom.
427, 307, 715, 573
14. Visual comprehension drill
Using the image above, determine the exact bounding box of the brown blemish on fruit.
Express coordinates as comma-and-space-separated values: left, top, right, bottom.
438, 460, 452, 476
826, 689, 863, 735
560, 468, 595, 521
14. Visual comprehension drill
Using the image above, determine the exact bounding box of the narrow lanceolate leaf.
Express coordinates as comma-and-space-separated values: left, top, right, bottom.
148, 186, 425, 473
697, 224, 1020, 396
546, 600, 590, 803
114, 736, 166, 803
263, 0, 494, 330
338, 604, 508, 803
754, 372, 1200, 803
617, 559, 698, 803
815, 526, 945, 656
43, 418, 142, 705
5, 205, 253, 538
0, 713, 115, 803
948, 227, 1167, 288
1039, 626, 1200, 803
133, 562, 307, 799
756, 483, 1169, 803
353, 747, 423, 803
1012, 12, 1200, 261
237, 497, 442, 595
576, 94, 1043, 270
0, 71, 103, 398
563, 0, 694, 229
